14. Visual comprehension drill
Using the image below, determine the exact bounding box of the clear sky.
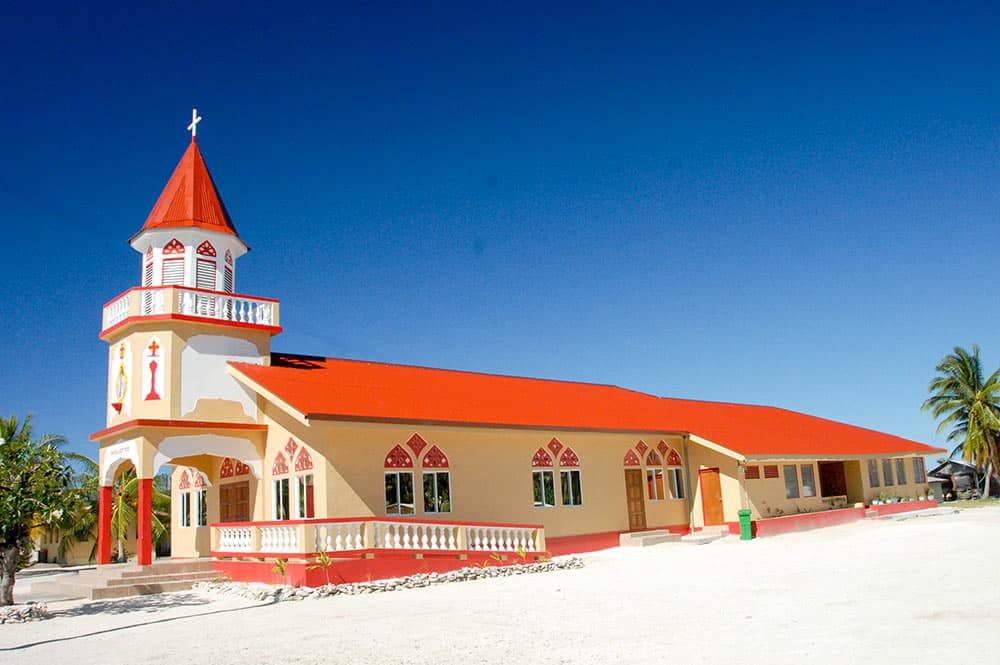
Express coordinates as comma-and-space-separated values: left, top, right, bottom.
2, 2, 998, 460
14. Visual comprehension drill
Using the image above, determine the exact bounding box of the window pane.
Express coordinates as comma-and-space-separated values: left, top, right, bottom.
800, 465, 816, 497
276, 478, 290, 520
533, 471, 544, 507
544, 472, 555, 506
646, 469, 655, 500
783, 465, 799, 499
181, 492, 191, 527
297, 474, 315, 518
895, 459, 906, 485
913, 457, 926, 483
868, 459, 880, 487
423, 472, 436, 512
198, 489, 208, 526
571, 470, 582, 505
399, 473, 414, 514
669, 469, 685, 499
882, 459, 895, 486
385, 473, 398, 514
437, 473, 451, 513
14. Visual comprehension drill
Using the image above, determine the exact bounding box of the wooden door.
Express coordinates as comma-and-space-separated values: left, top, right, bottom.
624, 469, 647, 530
699, 468, 725, 526
818, 462, 847, 498
219, 481, 250, 523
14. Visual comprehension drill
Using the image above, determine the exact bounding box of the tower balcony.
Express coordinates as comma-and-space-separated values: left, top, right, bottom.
101, 286, 281, 337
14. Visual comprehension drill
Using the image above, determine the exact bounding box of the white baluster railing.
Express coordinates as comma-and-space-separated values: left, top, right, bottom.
103, 294, 131, 328
102, 287, 279, 334
465, 525, 537, 552
260, 525, 299, 553
314, 522, 364, 552
217, 525, 254, 552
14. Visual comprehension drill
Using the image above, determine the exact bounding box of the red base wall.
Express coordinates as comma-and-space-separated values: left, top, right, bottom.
545, 524, 689, 556
751, 507, 867, 537
214, 551, 541, 587
871, 499, 938, 517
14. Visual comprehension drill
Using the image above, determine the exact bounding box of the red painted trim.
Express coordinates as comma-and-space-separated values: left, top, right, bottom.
870, 499, 938, 517
137, 478, 153, 566
211, 516, 543, 529
101, 314, 282, 339
545, 524, 691, 556
102, 286, 280, 309
751, 506, 867, 537
91, 419, 267, 441
98, 486, 112, 564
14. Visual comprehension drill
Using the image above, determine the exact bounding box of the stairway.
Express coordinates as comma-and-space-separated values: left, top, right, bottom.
619, 530, 684, 547
29, 560, 223, 600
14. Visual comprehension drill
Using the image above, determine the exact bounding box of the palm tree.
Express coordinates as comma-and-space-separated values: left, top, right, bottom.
56, 455, 171, 562
922, 344, 1000, 496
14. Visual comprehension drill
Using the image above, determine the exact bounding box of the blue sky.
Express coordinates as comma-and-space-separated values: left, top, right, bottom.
2, 2, 999, 459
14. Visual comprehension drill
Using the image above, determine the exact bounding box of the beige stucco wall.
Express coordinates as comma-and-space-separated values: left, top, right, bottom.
744, 456, 933, 519
258, 405, 691, 540
687, 443, 742, 528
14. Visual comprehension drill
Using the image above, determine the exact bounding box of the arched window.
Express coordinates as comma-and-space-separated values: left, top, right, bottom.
531, 448, 555, 508
384, 444, 414, 516
645, 451, 665, 501
558, 446, 582, 506
161, 239, 185, 286
421, 446, 450, 513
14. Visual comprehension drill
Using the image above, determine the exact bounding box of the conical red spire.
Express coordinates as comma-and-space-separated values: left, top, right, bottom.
133, 140, 240, 239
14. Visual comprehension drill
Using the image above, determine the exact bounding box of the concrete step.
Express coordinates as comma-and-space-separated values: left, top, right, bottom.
680, 532, 726, 545
107, 571, 220, 586
91, 579, 208, 600
120, 560, 216, 578
619, 530, 683, 547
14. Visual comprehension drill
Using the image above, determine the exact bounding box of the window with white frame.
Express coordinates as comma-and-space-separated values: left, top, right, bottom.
423, 471, 451, 513
668, 468, 685, 499
295, 473, 315, 519
560, 469, 583, 506
385, 471, 415, 515
180, 492, 191, 527
533, 470, 555, 508
195, 489, 207, 526
646, 467, 666, 500
273, 477, 290, 520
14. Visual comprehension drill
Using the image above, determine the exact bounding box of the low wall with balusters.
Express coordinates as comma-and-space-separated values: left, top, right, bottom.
209, 516, 546, 585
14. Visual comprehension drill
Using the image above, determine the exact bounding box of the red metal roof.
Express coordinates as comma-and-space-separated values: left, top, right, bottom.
231, 354, 943, 457
134, 139, 240, 240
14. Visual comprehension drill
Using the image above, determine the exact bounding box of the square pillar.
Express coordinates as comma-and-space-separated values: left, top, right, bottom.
137, 478, 153, 565
98, 485, 113, 564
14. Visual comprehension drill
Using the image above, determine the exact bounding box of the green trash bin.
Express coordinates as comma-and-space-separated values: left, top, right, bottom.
738, 509, 753, 540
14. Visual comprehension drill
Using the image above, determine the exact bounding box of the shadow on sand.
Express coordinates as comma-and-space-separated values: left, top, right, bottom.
2, 592, 277, 652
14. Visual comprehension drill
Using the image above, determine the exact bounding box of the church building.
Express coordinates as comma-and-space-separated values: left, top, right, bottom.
91, 116, 944, 584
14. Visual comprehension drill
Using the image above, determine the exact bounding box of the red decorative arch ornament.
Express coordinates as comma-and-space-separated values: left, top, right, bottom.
294, 448, 313, 472
384, 445, 413, 468
220, 458, 235, 478
547, 438, 564, 456
559, 447, 580, 467
646, 450, 662, 466
179, 469, 191, 489
423, 445, 449, 468
196, 240, 217, 257
635, 440, 648, 455
163, 238, 185, 254
623, 449, 641, 467
272, 453, 289, 476
532, 447, 554, 467
666, 448, 683, 466
405, 433, 428, 456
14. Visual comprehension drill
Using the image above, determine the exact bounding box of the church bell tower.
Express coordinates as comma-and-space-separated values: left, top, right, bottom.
92, 111, 280, 565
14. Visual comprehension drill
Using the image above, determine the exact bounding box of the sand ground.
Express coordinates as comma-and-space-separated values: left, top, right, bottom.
2, 506, 998, 664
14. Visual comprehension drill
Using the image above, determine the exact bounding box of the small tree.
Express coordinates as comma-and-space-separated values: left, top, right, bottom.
0, 415, 74, 606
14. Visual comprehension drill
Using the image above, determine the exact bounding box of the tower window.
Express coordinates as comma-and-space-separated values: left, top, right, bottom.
196, 258, 216, 291
162, 257, 184, 285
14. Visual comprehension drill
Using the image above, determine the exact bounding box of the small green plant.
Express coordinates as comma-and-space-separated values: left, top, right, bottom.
272, 557, 288, 583
307, 551, 340, 585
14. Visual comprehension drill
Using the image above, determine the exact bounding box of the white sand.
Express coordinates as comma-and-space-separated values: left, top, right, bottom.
3, 506, 999, 664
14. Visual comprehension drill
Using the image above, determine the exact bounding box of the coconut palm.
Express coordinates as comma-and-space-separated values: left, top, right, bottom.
56, 455, 171, 562
922, 344, 1000, 495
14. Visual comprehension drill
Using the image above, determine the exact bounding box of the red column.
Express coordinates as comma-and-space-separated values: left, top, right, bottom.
137, 478, 153, 566
98, 485, 112, 564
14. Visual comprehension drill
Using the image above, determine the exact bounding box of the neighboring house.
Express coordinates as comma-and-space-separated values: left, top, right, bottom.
927, 459, 1000, 499
90, 125, 945, 584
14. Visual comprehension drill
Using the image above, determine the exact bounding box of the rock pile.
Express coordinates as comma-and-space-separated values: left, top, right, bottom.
194, 556, 584, 603
0, 602, 50, 624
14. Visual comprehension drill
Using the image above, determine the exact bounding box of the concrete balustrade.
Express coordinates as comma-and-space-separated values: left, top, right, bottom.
211, 518, 544, 558
102, 286, 280, 333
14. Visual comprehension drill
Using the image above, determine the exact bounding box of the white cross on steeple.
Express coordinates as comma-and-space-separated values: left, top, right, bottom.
187, 108, 203, 140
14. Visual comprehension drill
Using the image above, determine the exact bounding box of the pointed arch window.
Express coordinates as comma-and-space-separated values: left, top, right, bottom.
384, 445, 414, 516
532, 447, 555, 508
421, 445, 450, 513
645, 451, 665, 501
